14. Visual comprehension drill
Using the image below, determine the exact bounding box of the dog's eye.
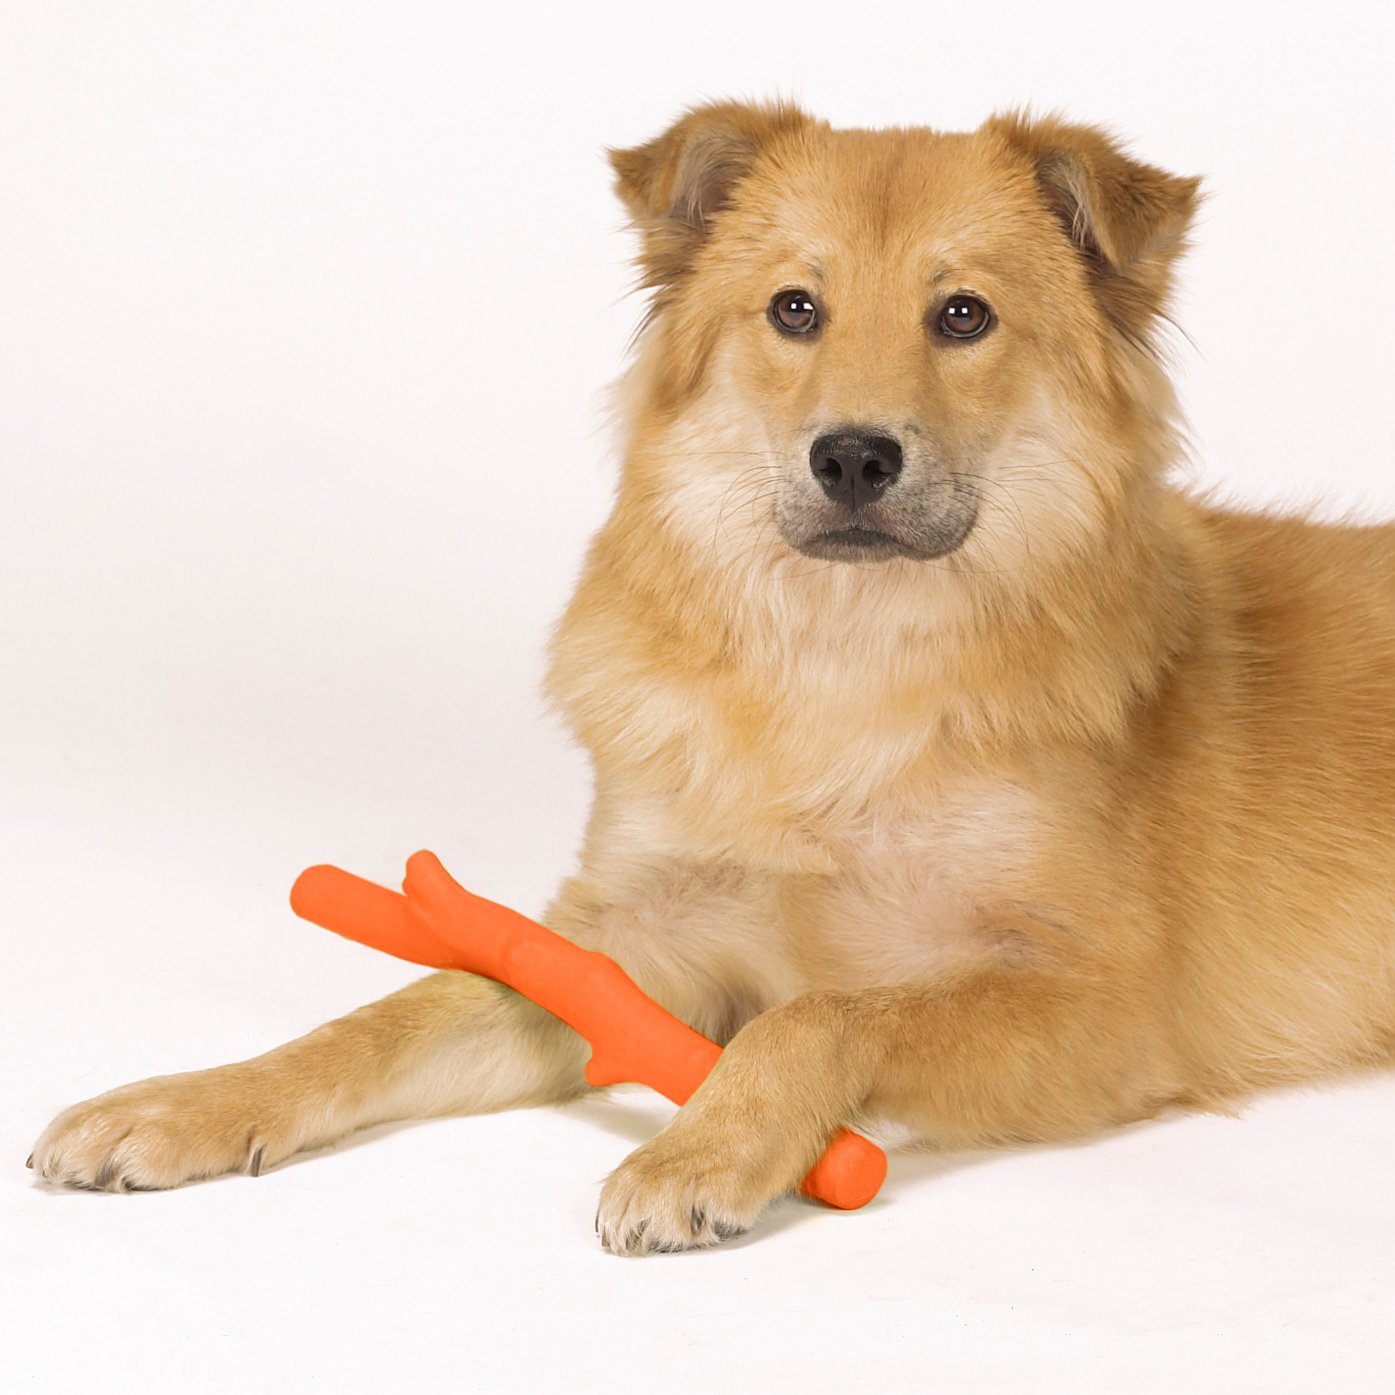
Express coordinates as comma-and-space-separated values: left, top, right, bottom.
936, 294, 992, 340
770, 290, 820, 336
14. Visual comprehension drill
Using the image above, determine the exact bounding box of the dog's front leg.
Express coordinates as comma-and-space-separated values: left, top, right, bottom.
29, 969, 593, 1192
29, 859, 778, 1192
596, 944, 1176, 1255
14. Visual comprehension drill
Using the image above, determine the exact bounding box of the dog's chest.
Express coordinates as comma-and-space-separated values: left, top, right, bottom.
779, 777, 1043, 989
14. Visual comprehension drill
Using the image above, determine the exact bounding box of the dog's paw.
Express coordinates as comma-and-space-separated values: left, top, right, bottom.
29, 1067, 287, 1192
594, 1136, 768, 1256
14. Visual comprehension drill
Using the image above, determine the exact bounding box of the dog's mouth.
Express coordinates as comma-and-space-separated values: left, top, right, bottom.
774, 473, 981, 565
785, 505, 979, 564
799, 526, 908, 560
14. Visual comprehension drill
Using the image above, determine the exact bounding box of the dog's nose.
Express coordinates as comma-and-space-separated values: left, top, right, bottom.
809, 429, 904, 508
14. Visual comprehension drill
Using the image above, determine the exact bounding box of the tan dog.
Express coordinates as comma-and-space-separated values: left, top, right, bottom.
31, 104, 1395, 1255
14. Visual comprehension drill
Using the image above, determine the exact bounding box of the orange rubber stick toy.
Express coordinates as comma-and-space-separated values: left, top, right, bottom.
290, 850, 887, 1210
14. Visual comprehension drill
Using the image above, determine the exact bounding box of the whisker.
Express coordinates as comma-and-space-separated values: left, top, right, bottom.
709, 461, 783, 554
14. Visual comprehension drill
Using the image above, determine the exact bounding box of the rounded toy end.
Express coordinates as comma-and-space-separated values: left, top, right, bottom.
289, 865, 337, 921
797, 1129, 888, 1210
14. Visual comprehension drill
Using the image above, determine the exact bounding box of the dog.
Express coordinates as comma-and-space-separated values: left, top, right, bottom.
31, 103, 1395, 1255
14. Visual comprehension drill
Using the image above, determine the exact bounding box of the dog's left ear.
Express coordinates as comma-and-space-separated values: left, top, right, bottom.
987, 112, 1202, 337
609, 101, 814, 293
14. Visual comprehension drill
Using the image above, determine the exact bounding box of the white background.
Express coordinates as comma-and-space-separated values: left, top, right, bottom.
4, 2, 1394, 1391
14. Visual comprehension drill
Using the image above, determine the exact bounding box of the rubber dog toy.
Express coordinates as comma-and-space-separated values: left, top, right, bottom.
290, 850, 887, 1210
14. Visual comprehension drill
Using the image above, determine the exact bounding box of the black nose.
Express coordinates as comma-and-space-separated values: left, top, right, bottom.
809, 429, 904, 508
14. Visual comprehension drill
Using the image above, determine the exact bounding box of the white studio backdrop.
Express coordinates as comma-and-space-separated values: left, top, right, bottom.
3, 3, 1393, 1392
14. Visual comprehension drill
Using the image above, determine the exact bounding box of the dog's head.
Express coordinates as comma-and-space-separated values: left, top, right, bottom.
609, 103, 1199, 581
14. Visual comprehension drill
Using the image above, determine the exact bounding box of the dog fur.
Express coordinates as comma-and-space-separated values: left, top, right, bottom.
30, 103, 1395, 1255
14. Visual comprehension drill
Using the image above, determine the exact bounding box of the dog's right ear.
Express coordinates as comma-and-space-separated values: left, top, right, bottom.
609, 101, 812, 292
